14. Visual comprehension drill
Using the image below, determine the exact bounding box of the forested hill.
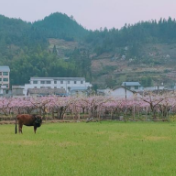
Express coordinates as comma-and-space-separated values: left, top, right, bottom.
0, 12, 176, 88
87, 18, 176, 88
32, 13, 88, 41
86, 18, 176, 55
0, 12, 88, 47
0, 14, 46, 47
0, 13, 89, 85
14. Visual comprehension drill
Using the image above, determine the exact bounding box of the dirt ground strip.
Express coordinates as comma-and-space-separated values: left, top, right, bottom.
0, 119, 88, 125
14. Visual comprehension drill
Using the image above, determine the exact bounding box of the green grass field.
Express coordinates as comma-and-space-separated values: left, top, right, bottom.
1, 121, 176, 176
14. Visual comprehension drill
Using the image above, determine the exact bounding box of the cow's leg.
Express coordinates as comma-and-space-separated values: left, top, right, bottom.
19, 123, 23, 134
34, 126, 37, 133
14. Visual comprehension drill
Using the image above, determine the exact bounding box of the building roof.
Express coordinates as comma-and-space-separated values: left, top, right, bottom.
0, 66, 10, 72
30, 77, 85, 81
122, 82, 141, 86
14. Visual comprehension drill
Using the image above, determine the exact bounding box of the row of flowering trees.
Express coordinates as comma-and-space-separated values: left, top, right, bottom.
1, 91, 176, 121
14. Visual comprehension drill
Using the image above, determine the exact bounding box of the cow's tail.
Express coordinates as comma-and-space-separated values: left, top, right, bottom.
15, 115, 17, 134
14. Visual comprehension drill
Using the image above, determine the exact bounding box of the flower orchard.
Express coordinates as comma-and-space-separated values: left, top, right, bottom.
1, 91, 176, 121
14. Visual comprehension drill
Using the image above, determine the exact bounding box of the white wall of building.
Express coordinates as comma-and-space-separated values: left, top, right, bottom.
110, 87, 141, 99
23, 77, 92, 96
0, 66, 10, 90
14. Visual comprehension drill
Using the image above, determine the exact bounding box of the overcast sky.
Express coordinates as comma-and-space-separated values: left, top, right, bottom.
1, 0, 176, 30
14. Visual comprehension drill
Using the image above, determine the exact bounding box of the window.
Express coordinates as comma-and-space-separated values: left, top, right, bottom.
3, 72, 8, 76
41, 81, 45, 84
61, 81, 63, 84
46, 81, 51, 84
33, 81, 38, 84
54, 81, 57, 84
81, 81, 83, 84
0, 78, 2, 81
67, 81, 70, 84
0, 72, 2, 75
74, 81, 77, 84
3, 78, 8, 82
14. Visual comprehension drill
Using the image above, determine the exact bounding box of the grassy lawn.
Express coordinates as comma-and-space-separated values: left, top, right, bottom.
1, 121, 176, 176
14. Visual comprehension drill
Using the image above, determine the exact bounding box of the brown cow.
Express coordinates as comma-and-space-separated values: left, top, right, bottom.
15, 114, 42, 134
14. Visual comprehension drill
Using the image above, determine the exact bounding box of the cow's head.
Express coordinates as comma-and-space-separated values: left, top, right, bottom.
34, 115, 42, 127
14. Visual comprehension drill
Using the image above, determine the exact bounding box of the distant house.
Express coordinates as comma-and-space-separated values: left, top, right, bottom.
0, 66, 10, 96
110, 87, 141, 99
12, 85, 25, 97
23, 77, 92, 96
122, 82, 142, 91
96, 87, 141, 99
0, 66, 10, 90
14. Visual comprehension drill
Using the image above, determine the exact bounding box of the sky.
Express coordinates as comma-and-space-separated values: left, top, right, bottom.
1, 0, 176, 30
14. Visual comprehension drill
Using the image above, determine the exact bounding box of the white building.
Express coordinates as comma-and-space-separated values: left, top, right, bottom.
0, 66, 10, 95
23, 77, 92, 96
0, 66, 10, 89
110, 87, 142, 99
97, 87, 141, 99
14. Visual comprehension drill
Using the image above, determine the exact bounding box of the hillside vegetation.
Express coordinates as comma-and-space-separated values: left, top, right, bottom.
0, 12, 176, 88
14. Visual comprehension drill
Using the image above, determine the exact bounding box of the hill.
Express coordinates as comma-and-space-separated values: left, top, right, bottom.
32, 12, 88, 41
90, 42, 176, 88
0, 13, 90, 85
0, 13, 176, 88
85, 18, 176, 88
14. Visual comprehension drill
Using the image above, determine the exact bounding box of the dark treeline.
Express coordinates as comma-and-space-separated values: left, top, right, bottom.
0, 12, 176, 86
86, 17, 176, 56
